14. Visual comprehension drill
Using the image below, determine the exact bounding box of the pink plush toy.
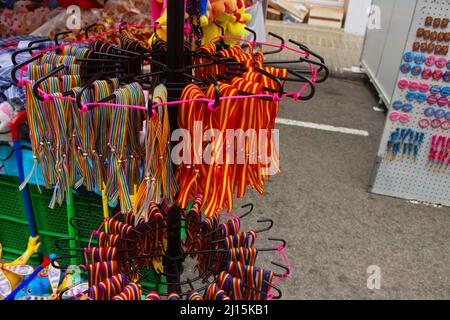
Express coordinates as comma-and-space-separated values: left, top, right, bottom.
0, 102, 14, 142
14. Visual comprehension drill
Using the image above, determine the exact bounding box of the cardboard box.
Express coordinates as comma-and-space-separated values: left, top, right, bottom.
308, 5, 345, 28
267, 7, 283, 20
269, 0, 309, 22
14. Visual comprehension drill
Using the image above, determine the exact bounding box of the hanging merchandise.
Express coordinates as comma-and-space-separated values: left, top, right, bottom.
134, 84, 178, 220
4, 0, 329, 300
371, 0, 450, 206
428, 134, 450, 171
386, 128, 425, 161
50, 196, 288, 300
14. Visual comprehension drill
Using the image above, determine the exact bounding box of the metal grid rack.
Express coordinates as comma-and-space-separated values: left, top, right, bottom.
369, 0, 450, 206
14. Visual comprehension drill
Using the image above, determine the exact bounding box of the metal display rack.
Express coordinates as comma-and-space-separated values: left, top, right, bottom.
6, 0, 332, 299
369, 0, 450, 205
164, 0, 186, 295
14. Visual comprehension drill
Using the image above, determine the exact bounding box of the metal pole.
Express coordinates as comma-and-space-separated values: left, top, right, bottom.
164, 0, 185, 294
167, 0, 185, 101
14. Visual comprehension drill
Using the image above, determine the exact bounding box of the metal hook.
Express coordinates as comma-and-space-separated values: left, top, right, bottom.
288, 39, 325, 64
293, 57, 329, 83
253, 66, 284, 97
263, 57, 328, 84
271, 261, 291, 278
259, 238, 287, 252
207, 73, 221, 110
254, 219, 274, 234
54, 237, 84, 252
119, 21, 127, 34
265, 281, 282, 299
263, 32, 285, 55
75, 72, 105, 110
89, 203, 104, 210
214, 23, 228, 50
245, 26, 257, 43
27, 37, 52, 49
32, 65, 67, 101
279, 68, 316, 100
69, 217, 95, 234
11, 45, 41, 65
217, 23, 225, 37
239, 203, 254, 219
11, 53, 43, 85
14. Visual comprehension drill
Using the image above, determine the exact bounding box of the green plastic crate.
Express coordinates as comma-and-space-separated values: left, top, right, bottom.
30, 187, 104, 236
0, 175, 27, 220
0, 175, 39, 265
0, 218, 38, 262
29, 187, 105, 268
31, 192, 69, 235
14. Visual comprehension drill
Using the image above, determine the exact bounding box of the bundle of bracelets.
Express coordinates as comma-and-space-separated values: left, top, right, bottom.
54, 197, 290, 300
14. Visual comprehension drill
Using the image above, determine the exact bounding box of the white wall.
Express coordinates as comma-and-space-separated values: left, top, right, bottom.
344, 0, 372, 35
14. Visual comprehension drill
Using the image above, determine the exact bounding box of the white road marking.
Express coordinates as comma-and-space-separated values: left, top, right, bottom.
275, 118, 370, 137
372, 106, 385, 112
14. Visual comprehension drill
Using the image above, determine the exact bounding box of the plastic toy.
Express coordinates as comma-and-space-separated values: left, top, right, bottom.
210, 0, 237, 17
13, 263, 58, 299
200, 0, 251, 45
223, 0, 251, 45
0, 237, 40, 299
198, 0, 210, 26
15, 262, 87, 300
4, 254, 51, 300
201, 20, 221, 44
0, 102, 13, 143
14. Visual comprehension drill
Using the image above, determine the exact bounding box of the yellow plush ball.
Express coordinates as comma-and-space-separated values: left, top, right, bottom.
202, 22, 221, 44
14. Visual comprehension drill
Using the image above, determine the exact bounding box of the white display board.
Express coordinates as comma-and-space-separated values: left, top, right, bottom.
361, 0, 417, 106
345, 0, 372, 35
370, 0, 450, 206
